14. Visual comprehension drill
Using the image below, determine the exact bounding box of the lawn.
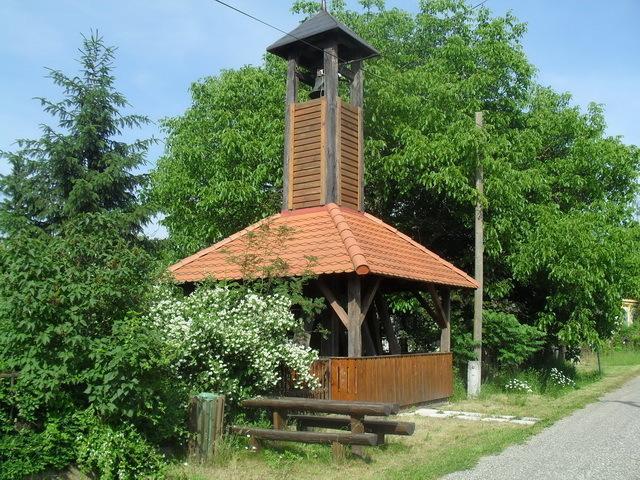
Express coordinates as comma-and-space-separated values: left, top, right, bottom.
168, 351, 640, 480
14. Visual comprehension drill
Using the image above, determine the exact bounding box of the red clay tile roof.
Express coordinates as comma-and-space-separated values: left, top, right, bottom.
169, 204, 478, 289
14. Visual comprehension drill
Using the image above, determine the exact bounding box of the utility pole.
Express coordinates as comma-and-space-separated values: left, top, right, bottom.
468, 111, 484, 398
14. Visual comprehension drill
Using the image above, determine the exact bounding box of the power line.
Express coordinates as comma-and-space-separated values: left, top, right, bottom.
209, 0, 405, 88
210, 0, 359, 66
472, 0, 490, 9
209, 0, 490, 89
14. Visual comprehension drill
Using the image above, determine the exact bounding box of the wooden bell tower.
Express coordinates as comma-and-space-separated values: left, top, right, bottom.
267, 6, 379, 211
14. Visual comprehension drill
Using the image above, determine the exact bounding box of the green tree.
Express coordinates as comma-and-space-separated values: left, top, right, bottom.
0, 34, 174, 478
150, 1, 640, 350
0, 33, 152, 235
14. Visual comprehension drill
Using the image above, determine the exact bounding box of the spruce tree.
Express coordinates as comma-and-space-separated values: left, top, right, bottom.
0, 32, 152, 235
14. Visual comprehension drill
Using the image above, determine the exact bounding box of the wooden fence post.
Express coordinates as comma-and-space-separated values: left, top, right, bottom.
189, 393, 225, 463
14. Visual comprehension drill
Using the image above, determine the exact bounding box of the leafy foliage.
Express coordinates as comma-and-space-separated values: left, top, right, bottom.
150, 0, 640, 348
150, 65, 286, 257
0, 413, 78, 480
0, 33, 175, 478
0, 215, 155, 420
0, 213, 180, 477
0, 33, 152, 235
76, 416, 166, 480
482, 310, 545, 370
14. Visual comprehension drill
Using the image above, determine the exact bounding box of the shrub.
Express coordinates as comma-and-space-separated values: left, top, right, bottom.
76, 417, 166, 480
608, 321, 640, 351
0, 413, 78, 480
148, 283, 320, 406
483, 310, 545, 370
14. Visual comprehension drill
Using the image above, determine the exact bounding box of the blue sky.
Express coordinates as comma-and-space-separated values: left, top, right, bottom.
1, 0, 638, 236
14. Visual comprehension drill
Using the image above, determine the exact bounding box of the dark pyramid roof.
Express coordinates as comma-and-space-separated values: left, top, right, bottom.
267, 10, 379, 69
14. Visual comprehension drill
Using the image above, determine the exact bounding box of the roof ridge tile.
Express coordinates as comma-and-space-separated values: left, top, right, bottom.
326, 204, 370, 275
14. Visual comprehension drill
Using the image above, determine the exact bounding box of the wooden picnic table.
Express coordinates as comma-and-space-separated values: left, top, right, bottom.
232, 396, 414, 458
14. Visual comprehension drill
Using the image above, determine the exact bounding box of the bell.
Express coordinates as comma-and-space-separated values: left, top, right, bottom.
309, 68, 325, 99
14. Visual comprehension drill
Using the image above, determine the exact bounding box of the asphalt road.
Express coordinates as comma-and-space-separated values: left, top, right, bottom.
443, 374, 640, 480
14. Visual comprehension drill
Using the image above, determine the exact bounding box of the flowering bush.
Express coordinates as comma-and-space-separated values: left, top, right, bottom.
547, 367, 576, 389
148, 283, 319, 403
504, 378, 533, 394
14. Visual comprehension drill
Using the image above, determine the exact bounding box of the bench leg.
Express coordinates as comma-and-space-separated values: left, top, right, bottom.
249, 436, 261, 452
350, 415, 366, 458
331, 441, 346, 461
273, 410, 287, 430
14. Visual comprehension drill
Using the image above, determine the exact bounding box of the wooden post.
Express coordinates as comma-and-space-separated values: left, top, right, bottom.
350, 60, 365, 211
282, 55, 298, 211
189, 393, 225, 463
369, 307, 383, 354
440, 288, 451, 353
362, 320, 377, 356
347, 274, 362, 357
331, 311, 341, 356
469, 111, 484, 397
323, 43, 339, 204
376, 296, 401, 355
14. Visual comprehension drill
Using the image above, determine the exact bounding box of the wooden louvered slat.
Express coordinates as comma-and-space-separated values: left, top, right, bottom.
293, 163, 320, 174
294, 129, 322, 141
294, 142, 321, 155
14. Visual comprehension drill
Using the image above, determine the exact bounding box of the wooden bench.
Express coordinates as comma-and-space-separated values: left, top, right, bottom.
233, 396, 413, 458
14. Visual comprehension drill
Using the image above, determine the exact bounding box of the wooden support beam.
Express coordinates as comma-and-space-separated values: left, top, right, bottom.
323, 43, 339, 203
349, 60, 364, 210
349, 60, 363, 107
362, 320, 377, 356
359, 277, 380, 325
317, 279, 349, 328
282, 55, 298, 211
427, 284, 448, 329
376, 296, 400, 355
413, 290, 447, 330
331, 311, 341, 356
369, 307, 383, 355
347, 275, 362, 357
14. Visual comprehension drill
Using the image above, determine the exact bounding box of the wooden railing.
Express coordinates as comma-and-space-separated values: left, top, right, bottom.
282, 353, 453, 406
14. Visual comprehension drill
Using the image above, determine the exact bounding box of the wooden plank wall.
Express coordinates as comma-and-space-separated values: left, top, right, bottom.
279, 358, 331, 400
339, 101, 360, 209
291, 98, 323, 209
328, 353, 453, 406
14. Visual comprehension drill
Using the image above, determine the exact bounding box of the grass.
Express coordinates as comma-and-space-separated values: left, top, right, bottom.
167, 350, 640, 480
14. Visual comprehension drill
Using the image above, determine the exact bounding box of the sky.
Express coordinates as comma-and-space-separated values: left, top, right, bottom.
1, 0, 638, 237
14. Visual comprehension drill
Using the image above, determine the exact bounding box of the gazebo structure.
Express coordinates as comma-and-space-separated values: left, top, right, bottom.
170, 7, 477, 406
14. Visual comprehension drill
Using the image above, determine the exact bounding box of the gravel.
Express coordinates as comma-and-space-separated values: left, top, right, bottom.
443, 374, 640, 480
